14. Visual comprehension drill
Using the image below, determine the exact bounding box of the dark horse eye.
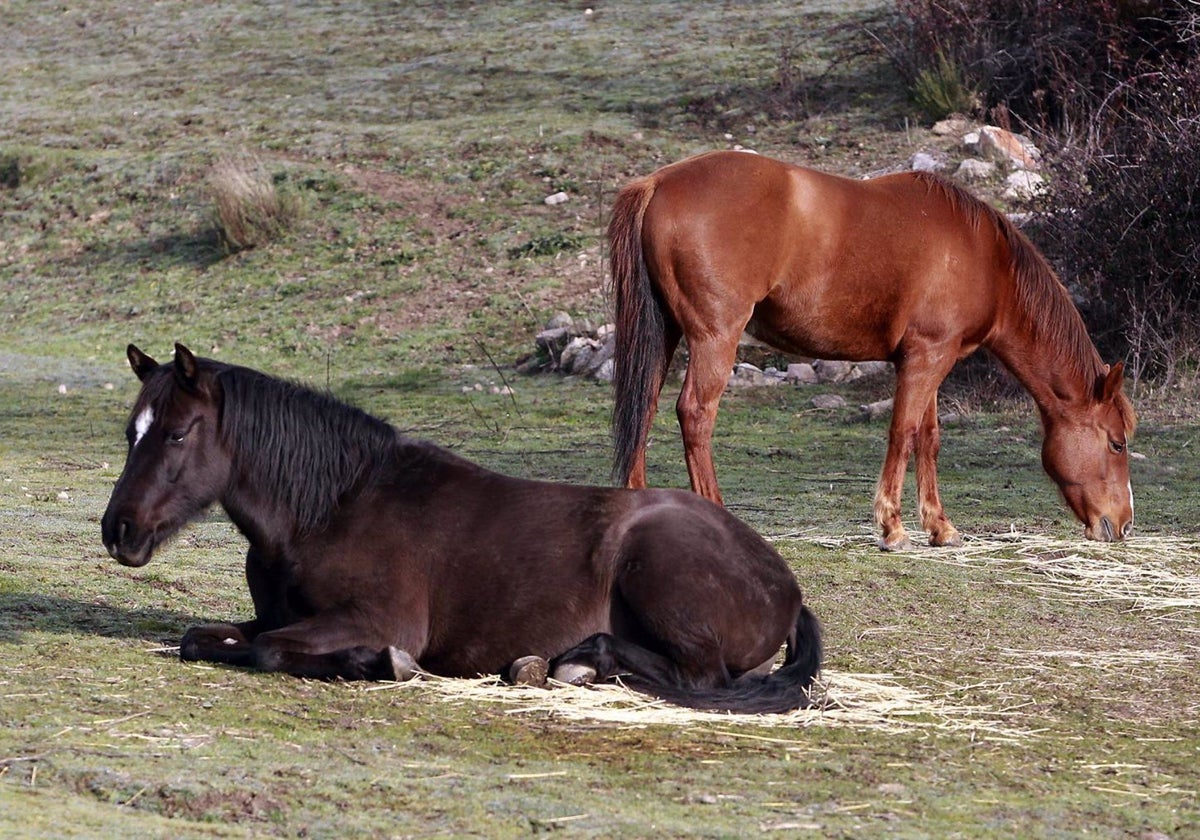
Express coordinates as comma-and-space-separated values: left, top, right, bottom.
168, 430, 188, 444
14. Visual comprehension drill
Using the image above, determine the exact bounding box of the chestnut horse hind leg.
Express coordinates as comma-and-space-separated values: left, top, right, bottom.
675, 333, 745, 505
875, 349, 961, 550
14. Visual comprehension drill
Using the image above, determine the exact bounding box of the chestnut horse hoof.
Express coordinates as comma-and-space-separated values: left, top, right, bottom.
387, 647, 418, 682
508, 655, 549, 687
930, 530, 963, 547
878, 534, 913, 552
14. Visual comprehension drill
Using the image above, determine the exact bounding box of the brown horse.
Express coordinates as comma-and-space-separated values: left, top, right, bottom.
100, 343, 821, 713
609, 150, 1136, 550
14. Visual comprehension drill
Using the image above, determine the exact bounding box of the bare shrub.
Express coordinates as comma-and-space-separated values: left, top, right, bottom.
1032, 63, 1200, 382
887, 0, 1194, 131
207, 154, 299, 252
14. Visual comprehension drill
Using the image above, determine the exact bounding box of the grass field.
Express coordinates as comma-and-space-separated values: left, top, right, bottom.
3, 2, 1199, 837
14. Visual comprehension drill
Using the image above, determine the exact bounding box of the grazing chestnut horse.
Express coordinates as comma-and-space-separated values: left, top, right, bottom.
101, 344, 821, 713
609, 150, 1136, 549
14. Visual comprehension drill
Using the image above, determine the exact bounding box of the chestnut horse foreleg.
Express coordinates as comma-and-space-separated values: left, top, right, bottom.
676, 335, 742, 504
915, 394, 962, 546
875, 351, 957, 550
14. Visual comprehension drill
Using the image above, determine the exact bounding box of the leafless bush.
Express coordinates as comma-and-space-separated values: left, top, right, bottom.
888, 0, 1195, 130
207, 154, 299, 252
1033, 64, 1200, 382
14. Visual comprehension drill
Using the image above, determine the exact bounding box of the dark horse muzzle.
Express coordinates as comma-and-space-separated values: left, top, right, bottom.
101, 507, 156, 567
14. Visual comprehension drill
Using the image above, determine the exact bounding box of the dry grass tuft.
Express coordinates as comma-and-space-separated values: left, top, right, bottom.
207, 154, 299, 252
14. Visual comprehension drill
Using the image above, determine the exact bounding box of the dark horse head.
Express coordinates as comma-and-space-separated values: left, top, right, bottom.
101, 344, 231, 567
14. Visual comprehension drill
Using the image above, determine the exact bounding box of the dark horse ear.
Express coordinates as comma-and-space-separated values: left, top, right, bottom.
173, 343, 200, 391
127, 344, 159, 381
1097, 361, 1125, 402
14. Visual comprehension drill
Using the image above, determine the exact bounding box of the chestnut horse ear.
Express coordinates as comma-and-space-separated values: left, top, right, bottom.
173, 343, 200, 391
127, 344, 159, 381
1098, 361, 1125, 402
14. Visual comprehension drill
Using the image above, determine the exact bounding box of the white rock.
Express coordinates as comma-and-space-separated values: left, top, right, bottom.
910, 152, 944, 172
784, 363, 818, 385
1003, 170, 1047, 200
544, 191, 570, 206
955, 158, 996, 182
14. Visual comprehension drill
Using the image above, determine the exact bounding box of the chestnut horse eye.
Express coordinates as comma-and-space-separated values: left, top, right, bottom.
1109, 440, 1125, 454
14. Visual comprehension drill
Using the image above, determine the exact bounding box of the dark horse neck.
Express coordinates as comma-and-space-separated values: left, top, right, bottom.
214, 367, 406, 554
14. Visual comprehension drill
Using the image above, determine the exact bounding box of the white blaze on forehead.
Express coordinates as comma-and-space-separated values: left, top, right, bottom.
133, 406, 155, 447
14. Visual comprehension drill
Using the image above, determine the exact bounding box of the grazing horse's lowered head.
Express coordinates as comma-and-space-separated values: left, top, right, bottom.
1039, 361, 1137, 542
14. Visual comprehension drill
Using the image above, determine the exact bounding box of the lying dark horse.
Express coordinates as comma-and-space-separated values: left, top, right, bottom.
100, 344, 821, 713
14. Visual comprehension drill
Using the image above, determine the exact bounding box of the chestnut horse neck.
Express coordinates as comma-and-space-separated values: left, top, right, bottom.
917, 174, 1107, 412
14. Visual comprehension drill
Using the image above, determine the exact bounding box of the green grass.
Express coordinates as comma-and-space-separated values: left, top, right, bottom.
3, 1, 1200, 836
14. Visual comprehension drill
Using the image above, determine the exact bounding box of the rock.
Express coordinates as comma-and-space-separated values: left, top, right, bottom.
1002, 170, 1048, 201
544, 191, 570, 206
860, 398, 894, 421
978, 125, 1041, 171
962, 131, 981, 152
954, 158, 996, 182
813, 359, 853, 383
811, 393, 846, 410
581, 335, 614, 376
544, 312, 573, 330
729, 362, 769, 387
535, 327, 570, 353
594, 358, 614, 381
559, 337, 598, 374
931, 116, 972, 137
784, 363, 818, 385
910, 152, 945, 173
854, 360, 892, 379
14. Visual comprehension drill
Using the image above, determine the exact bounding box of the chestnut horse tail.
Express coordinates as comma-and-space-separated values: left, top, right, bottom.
608, 176, 669, 484
637, 604, 823, 715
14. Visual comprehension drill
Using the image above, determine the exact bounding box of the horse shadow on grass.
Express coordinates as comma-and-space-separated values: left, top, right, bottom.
0, 591, 196, 645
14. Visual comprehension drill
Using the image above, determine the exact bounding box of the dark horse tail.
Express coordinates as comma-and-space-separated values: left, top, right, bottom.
635, 604, 823, 715
608, 176, 670, 485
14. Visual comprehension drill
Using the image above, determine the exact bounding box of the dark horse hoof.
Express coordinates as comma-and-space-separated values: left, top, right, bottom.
387, 647, 419, 682
508, 655, 549, 687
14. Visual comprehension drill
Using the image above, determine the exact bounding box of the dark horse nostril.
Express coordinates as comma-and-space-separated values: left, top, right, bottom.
117, 518, 131, 544
1100, 516, 1114, 542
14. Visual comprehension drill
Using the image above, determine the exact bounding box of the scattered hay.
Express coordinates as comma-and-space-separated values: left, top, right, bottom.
935, 532, 1200, 619
365, 668, 1032, 738
790, 530, 1200, 621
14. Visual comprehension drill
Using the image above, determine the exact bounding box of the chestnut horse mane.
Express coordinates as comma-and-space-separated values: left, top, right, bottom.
911, 172, 1105, 385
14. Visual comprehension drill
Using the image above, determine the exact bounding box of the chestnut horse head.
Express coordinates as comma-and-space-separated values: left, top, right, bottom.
1040, 362, 1137, 541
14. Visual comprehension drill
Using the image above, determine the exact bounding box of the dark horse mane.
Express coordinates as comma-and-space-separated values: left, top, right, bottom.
912, 171, 1105, 388
216, 366, 401, 534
